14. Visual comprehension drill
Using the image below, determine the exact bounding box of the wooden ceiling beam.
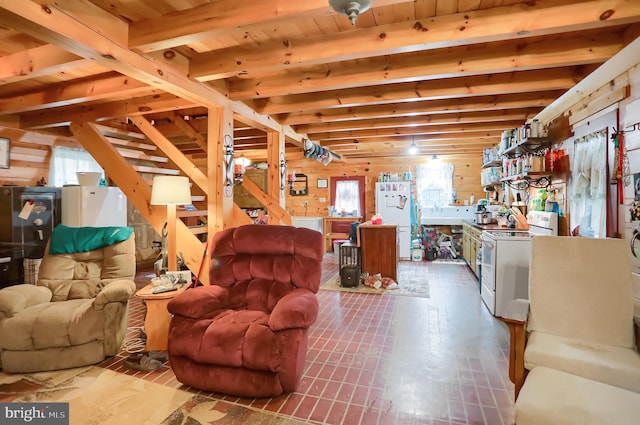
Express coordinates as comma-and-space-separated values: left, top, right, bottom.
0, 44, 88, 85
277, 91, 563, 125
309, 121, 522, 141
0, 74, 154, 114
21, 93, 196, 129
129, 0, 409, 52
319, 131, 504, 147
331, 139, 496, 152
191, 0, 640, 80
257, 66, 598, 114
0, 1, 230, 108
333, 145, 487, 158
298, 108, 540, 134
229, 33, 620, 99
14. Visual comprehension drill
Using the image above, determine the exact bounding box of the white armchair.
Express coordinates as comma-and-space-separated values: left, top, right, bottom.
503, 236, 640, 399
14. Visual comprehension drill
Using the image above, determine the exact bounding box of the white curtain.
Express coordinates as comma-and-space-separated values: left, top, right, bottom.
570, 130, 607, 238
334, 180, 361, 215
416, 160, 454, 208
49, 146, 103, 187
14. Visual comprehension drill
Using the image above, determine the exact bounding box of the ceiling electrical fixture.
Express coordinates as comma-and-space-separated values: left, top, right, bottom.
329, 0, 373, 25
409, 140, 418, 155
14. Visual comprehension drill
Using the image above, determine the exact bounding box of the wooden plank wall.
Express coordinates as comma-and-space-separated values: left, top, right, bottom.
0, 126, 62, 186
284, 153, 484, 220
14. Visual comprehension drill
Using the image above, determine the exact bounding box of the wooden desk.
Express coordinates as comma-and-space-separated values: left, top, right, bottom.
358, 222, 398, 281
135, 283, 187, 352
323, 216, 362, 252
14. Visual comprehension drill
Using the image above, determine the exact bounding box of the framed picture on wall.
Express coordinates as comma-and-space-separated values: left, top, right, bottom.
0, 137, 9, 169
317, 178, 328, 188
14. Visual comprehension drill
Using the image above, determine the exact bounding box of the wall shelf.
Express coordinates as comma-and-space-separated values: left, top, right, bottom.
502, 137, 552, 158
481, 159, 502, 169
288, 173, 308, 196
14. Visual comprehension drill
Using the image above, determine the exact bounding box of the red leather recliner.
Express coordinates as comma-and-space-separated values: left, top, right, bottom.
167, 224, 323, 397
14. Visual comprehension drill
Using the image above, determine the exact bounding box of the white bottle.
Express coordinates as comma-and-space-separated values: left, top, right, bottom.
470, 194, 475, 205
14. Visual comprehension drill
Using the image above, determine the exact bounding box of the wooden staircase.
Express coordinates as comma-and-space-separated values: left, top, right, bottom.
68, 120, 290, 284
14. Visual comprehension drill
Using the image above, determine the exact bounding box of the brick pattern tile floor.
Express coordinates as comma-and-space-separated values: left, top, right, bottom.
101, 254, 515, 425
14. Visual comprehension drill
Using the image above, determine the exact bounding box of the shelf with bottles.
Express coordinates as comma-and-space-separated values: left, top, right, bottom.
481, 159, 502, 169
482, 147, 501, 168
501, 137, 553, 158
288, 173, 308, 196
500, 120, 550, 156
501, 173, 552, 189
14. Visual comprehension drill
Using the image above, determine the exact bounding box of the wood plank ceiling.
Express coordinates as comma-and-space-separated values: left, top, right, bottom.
0, 0, 639, 160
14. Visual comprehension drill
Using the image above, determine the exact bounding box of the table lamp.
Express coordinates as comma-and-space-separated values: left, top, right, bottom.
150, 175, 192, 271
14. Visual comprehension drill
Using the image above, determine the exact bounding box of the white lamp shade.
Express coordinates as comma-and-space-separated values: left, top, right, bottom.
150, 176, 192, 205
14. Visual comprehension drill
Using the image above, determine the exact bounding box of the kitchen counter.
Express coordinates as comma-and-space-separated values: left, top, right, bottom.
462, 220, 507, 231
420, 206, 475, 226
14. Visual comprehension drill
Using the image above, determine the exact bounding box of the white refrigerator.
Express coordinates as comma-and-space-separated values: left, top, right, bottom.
61, 186, 127, 227
375, 182, 412, 259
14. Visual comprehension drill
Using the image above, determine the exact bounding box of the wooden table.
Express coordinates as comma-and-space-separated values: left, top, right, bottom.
358, 222, 398, 281
323, 216, 362, 252
135, 283, 187, 352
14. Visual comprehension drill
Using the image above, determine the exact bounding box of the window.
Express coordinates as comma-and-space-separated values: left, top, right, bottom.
330, 176, 365, 217
48, 146, 103, 187
329, 176, 365, 233
416, 159, 454, 208
335, 180, 361, 215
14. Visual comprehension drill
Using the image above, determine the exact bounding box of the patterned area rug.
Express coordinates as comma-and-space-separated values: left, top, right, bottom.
0, 366, 306, 425
321, 266, 429, 298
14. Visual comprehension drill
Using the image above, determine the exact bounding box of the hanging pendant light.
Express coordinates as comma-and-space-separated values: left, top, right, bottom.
409, 140, 418, 155
329, 0, 373, 25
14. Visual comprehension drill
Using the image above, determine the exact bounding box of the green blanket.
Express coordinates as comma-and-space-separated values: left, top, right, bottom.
49, 224, 134, 254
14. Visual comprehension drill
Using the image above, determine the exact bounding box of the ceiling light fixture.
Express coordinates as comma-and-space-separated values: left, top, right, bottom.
409, 140, 418, 155
329, 0, 373, 25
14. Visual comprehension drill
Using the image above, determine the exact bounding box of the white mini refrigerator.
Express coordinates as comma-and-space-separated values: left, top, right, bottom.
62, 186, 127, 227
375, 181, 412, 259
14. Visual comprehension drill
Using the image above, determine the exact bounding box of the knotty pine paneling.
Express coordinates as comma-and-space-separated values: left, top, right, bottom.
285, 153, 483, 220
0, 127, 58, 187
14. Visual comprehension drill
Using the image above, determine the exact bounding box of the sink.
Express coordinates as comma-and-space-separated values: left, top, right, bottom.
421, 217, 466, 225
421, 206, 474, 226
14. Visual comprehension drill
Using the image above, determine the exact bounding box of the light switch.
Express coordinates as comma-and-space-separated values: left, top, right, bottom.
319, 197, 326, 202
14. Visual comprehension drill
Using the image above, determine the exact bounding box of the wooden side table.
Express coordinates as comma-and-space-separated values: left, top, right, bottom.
135, 283, 187, 352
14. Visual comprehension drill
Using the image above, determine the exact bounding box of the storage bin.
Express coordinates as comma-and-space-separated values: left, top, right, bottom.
411, 249, 423, 261
333, 239, 348, 253
23, 258, 42, 285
